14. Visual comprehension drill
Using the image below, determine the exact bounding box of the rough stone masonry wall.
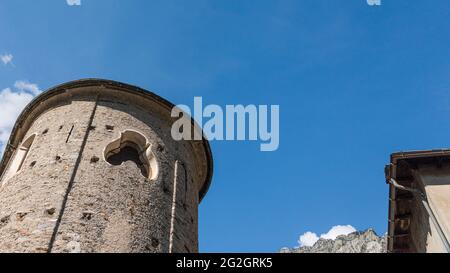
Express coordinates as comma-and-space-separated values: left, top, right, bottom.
0, 100, 95, 252
0, 91, 201, 253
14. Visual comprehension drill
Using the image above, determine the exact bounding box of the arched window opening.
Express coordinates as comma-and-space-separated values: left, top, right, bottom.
2, 134, 36, 184
104, 130, 159, 180
106, 143, 149, 178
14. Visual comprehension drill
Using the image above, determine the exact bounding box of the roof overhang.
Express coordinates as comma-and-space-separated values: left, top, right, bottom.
385, 149, 450, 252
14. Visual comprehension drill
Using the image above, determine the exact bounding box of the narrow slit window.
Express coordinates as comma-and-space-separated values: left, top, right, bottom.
3, 134, 36, 183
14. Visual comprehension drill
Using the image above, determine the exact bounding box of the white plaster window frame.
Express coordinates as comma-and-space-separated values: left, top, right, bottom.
103, 129, 159, 181
1, 133, 37, 187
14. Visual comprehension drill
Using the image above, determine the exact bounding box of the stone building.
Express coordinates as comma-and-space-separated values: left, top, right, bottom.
385, 150, 450, 253
0, 79, 213, 253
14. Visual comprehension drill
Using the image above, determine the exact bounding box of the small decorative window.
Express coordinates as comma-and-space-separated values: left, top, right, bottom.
104, 130, 159, 180
2, 134, 36, 184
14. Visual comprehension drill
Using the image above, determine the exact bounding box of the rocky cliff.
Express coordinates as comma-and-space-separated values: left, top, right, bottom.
280, 229, 387, 253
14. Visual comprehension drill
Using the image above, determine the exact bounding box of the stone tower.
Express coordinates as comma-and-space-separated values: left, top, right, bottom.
0, 79, 213, 253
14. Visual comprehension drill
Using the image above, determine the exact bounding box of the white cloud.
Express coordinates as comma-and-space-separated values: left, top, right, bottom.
14, 81, 41, 96
1, 54, 13, 65
320, 225, 356, 240
66, 0, 81, 6
0, 81, 42, 154
298, 225, 357, 247
298, 231, 319, 247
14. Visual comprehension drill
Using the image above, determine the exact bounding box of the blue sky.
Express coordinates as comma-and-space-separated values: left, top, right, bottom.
0, 0, 449, 252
